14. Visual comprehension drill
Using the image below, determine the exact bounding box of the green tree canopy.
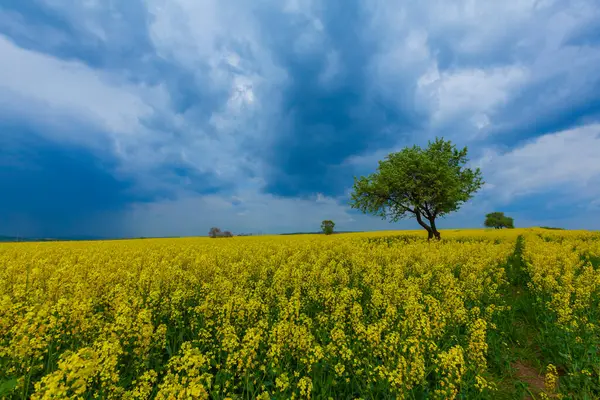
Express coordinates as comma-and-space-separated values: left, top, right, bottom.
484, 212, 514, 229
321, 220, 335, 235
349, 138, 484, 240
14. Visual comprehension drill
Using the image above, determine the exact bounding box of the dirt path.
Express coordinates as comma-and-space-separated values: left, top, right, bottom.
512, 361, 546, 399
493, 236, 554, 399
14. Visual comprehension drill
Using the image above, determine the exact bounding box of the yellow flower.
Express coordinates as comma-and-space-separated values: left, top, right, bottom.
545, 364, 559, 394
5, 228, 584, 399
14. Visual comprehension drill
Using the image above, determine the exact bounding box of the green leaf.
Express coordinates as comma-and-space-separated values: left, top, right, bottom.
0, 378, 18, 396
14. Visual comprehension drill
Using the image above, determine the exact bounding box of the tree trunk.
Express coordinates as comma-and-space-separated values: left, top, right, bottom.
415, 210, 436, 240
428, 217, 441, 240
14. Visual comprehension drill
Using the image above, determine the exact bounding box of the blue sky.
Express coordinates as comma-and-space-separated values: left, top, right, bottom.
1, 0, 600, 237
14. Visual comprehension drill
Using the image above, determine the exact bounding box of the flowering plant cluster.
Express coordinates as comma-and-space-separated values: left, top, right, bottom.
0, 228, 597, 398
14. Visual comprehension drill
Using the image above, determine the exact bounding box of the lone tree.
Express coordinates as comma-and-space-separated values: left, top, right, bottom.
208, 227, 221, 238
321, 220, 335, 235
349, 138, 484, 240
209, 227, 234, 238
484, 212, 514, 229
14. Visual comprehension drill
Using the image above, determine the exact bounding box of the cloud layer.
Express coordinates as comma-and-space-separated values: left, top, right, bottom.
1, 0, 600, 236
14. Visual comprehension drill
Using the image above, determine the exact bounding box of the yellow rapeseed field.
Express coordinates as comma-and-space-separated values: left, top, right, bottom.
0, 228, 598, 399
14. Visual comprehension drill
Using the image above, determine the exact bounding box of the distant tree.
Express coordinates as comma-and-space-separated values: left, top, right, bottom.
209, 227, 234, 238
484, 213, 502, 229
484, 212, 514, 229
208, 227, 221, 238
321, 220, 335, 235
349, 138, 483, 240
505, 217, 515, 229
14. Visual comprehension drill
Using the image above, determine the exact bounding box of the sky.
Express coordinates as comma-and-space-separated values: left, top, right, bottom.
1, 0, 600, 238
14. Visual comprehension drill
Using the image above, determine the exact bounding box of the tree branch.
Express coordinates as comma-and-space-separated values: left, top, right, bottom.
414, 209, 432, 232
422, 202, 434, 219
376, 193, 415, 215
391, 199, 415, 214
